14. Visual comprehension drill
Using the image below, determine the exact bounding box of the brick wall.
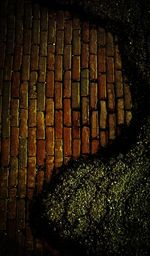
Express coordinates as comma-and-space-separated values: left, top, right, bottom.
0, 0, 132, 255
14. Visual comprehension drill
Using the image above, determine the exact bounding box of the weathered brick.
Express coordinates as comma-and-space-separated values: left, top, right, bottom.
32, 20, 40, 44
28, 128, 36, 157
64, 127, 72, 156
82, 126, 90, 154
22, 55, 30, 81
55, 55, 63, 81
91, 111, 99, 138
9, 157, 18, 188
24, 3, 32, 29
28, 99, 37, 127
73, 30, 81, 55
20, 109, 28, 138
37, 83, 45, 111
117, 98, 124, 125
56, 11, 64, 30
107, 57, 114, 83
0, 199, 7, 230
98, 74, 107, 99
40, 31, 48, 56
10, 99, 19, 127
109, 114, 116, 140
17, 199, 25, 229
115, 70, 123, 98
46, 98, 54, 126
15, 20, 23, 45
91, 139, 99, 154
46, 156, 54, 182
64, 45, 72, 70
46, 71, 54, 97
81, 43, 89, 69
48, 13, 56, 44
2, 82, 11, 136
90, 28, 97, 54
90, 54, 97, 80
47, 45, 55, 70
41, 7, 48, 31
31, 45, 39, 71
81, 69, 89, 96
97, 27, 106, 46
4, 55, 13, 81
20, 82, 28, 109
64, 71, 71, 98
10, 127, 19, 157
106, 32, 114, 56
55, 82, 62, 109
124, 84, 132, 110
23, 29, 31, 55
100, 130, 108, 147
64, 19, 72, 44
18, 168, 27, 198
37, 111, 45, 139
19, 138, 27, 168
11, 72, 20, 98
55, 110, 63, 139
82, 97, 89, 125
98, 48, 106, 73
27, 157, 36, 189
72, 82, 80, 109
0, 168, 8, 197
72, 56, 80, 81
90, 82, 98, 109
73, 17, 80, 29
55, 139, 63, 168
73, 139, 80, 158
29, 72, 38, 98
115, 44, 122, 70
1, 138, 10, 166
56, 30, 64, 55
13, 46, 23, 71
100, 101, 107, 129
37, 171, 44, 193
82, 22, 89, 43
64, 98, 71, 126
0, 43, 5, 68
72, 111, 80, 139
125, 111, 132, 125
38, 57, 46, 82
37, 140, 45, 166
107, 83, 115, 112
46, 127, 54, 155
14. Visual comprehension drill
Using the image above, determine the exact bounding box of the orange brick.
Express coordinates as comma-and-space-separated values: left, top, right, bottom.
90, 28, 97, 54
91, 111, 99, 138
11, 72, 20, 98
56, 30, 64, 55
109, 114, 116, 140
10, 127, 19, 157
55, 55, 62, 81
100, 130, 108, 147
20, 109, 28, 138
72, 82, 80, 109
47, 45, 55, 70
10, 99, 19, 127
98, 48, 106, 73
107, 57, 114, 83
73, 30, 81, 55
72, 56, 80, 81
40, 31, 48, 56
106, 32, 114, 56
117, 98, 124, 125
37, 140, 45, 166
27, 157, 36, 189
55, 110, 63, 139
64, 71, 71, 98
28, 99, 37, 127
64, 127, 72, 156
98, 74, 107, 99
9, 157, 18, 188
64, 45, 72, 70
22, 55, 30, 81
46, 156, 54, 182
38, 57, 46, 82
37, 111, 45, 139
81, 43, 89, 69
90, 54, 97, 80
82, 97, 89, 125
125, 111, 132, 125
18, 168, 27, 198
28, 128, 36, 157
82, 126, 90, 154
13, 46, 23, 71
29, 71, 38, 98
115, 44, 122, 70
64, 98, 71, 126
73, 139, 80, 158
107, 83, 115, 112
20, 82, 28, 109
46, 127, 54, 156
55, 139, 63, 168
1, 138, 10, 166
37, 171, 44, 193
97, 27, 106, 47
90, 82, 98, 109
115, 70, 123, 98
100, 101, 107, 129
81, 69, 89, 96
55, 82, 62, 109
31, 45, 39, 71
37, 83, 45, 111
19, 138, 27, 168
46, 71, 54, 97
64, 19, 72, 44
82, 22, 89, 43
91, 139, 99, 154
46, 98, 54, 126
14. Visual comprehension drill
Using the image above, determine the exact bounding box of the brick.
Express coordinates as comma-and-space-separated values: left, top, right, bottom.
28, 99, 37, 127
11, 72, 20, 98
117, 98, 124, 125
13, 46, 22, 71
46, 127, 54, 155
98, 48, 106, 73
15, 20, 23, 45
124, 84, 132, 110
107, 57, 114, 83
90, 83, 98, 109
56, 30, 64, 55
55, 139, 63, 168
107, 83, 115, 112
64, 19, 72, 44
20, 82, 28, 109
115, 70, 123, 97
28, 128, 36, 156
27, 157, 36, 188
125, 111, 132, 125
37, 140, 45, 166
64, 71, 71, 98
10, 99, 19, 127
82, 22, 89, 43
115, 44, 122, 70
55, 55, 63, 81
20, 109, 28, 138
41, 7, 48, 31
91, 140, 99, 154
29, 72, 38, 98
19, 138, 27, 168
55, 110, 63, 139
56, 11, 64, 30
46, 71, 54, 97
7, 219, 16, 239
82, 97, 89, 125
100, 130, 108, 147
31, 45, 39, 71
100, 101, 107, 129
72, 82, 80, 109
106, 32, 114, 56
46, 98, 54, 126
0, 168, 8, 197
64, 45, 72, 70
109, 114, 116, 140
39, 57, 46, 82
1, 138, 10, 166
97, 28, 106, 46
24, 3, 32, 29
32, 20, 40, 44
6, 29, 15, 55
98, 74, 107, 99
64, 98, 71, 126
90, 28, 97, 54
47, 45, 55, 70
18, 168, 27, 198
17, 199, 25, 229
73, 30, 81, 55
73, 139, 80, 158
46, 156, 54, 182
81, 69, 89, 96
9, 157, 18, 188
22, 55, 30, 81
91, 111, 99, 138
8, 199, 16, 220
73, 17, 80, 29
10, 127, 19, 157
90, 55, 97, 80
40, 31, 48, 56
4, 55, 13, 81
0, 43, 5, 68
37, 111, 45, 139
48, 13, 56, 44
72, 111, 80, 139
0, 199, 7, 230
23, 29, 31, 55
82, 126, 90, 154
81, 43, 89, 69
2, 82, 11, 136
64, 127, 72, 156
37, 171, 44, 193
55, 82, 62, 109
72, 56, 80, 81
37, 83, 45, 111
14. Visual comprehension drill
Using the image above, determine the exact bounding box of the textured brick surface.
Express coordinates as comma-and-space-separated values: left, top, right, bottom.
0, 1, 133, 255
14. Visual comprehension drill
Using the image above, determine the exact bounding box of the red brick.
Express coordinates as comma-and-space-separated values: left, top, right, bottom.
98, 74, 107, 99
106, 32, 114, 56
46, 127, 54, 156
37, 140, 45, 166
64, 71, 71, 98
37, 83, 45, 111
46, 98, 54, 126
20, 109, 28, 138
20, 82, 28, 109
55, 139, 63, 168
72, 111, 80, 135
27, 157, 36, 189
28, 99, 37, 127
55, 82, 62, 109
73, 30, 81, 55
23, 29, 31, 55
4, 55, 13, 81
115, 44, 122, 70
72, 82, 80, 109
10, 127, 19, 157
81, 69, 89, 96
64, 127, 72, 156
38, 57, 46, 82
90, 82, 98, 109
107, 57, 114, 83
82, 97, 89, 125
48, 13, 56, 44
55, 55, 63, 81
124, 83, 132, 110
46, 156, 54, 182
32, 20, 40, 44
46, 71, 54, 97
91, 140, 99, 154
100, 130, 108, 147
117, 98, 124, 125
107, 83, 115, 112
115, 70, 123, 97
19, 138, 27, 168
29, 72, 38, 98
64, 98, 71, 126
90, 54, 97, 80
81, 43, 89, 69
64, 19, 72, 44
64, 45, 72, 70
90, 28, 97, 54
31, 45, 39, 71
9, 157, 18, 188
73, 139, 80, 158
28, 128, 36, 157
47, 45, 55, 70
72, 56, 80, 81
18, 168, 27, 198
13, 46, 23, 71
97, 27, 106, 46
81, 126, 90, 154
55, 110, 63, 139
82, 22, 89, 43
1, 138, 10, 166
11, 72, 20, 98
37, 111, 45, 139
100, 101, 107, 129
98, 48, 106, 73
41, 7, 48, 31
22, 55, 30, 81
37, 171, 44, 193
56, 30, 64, 55
10, 99, 19, 127
109, 114, 116, 140
91, 111, 99, 138
0, 168, 8, 198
